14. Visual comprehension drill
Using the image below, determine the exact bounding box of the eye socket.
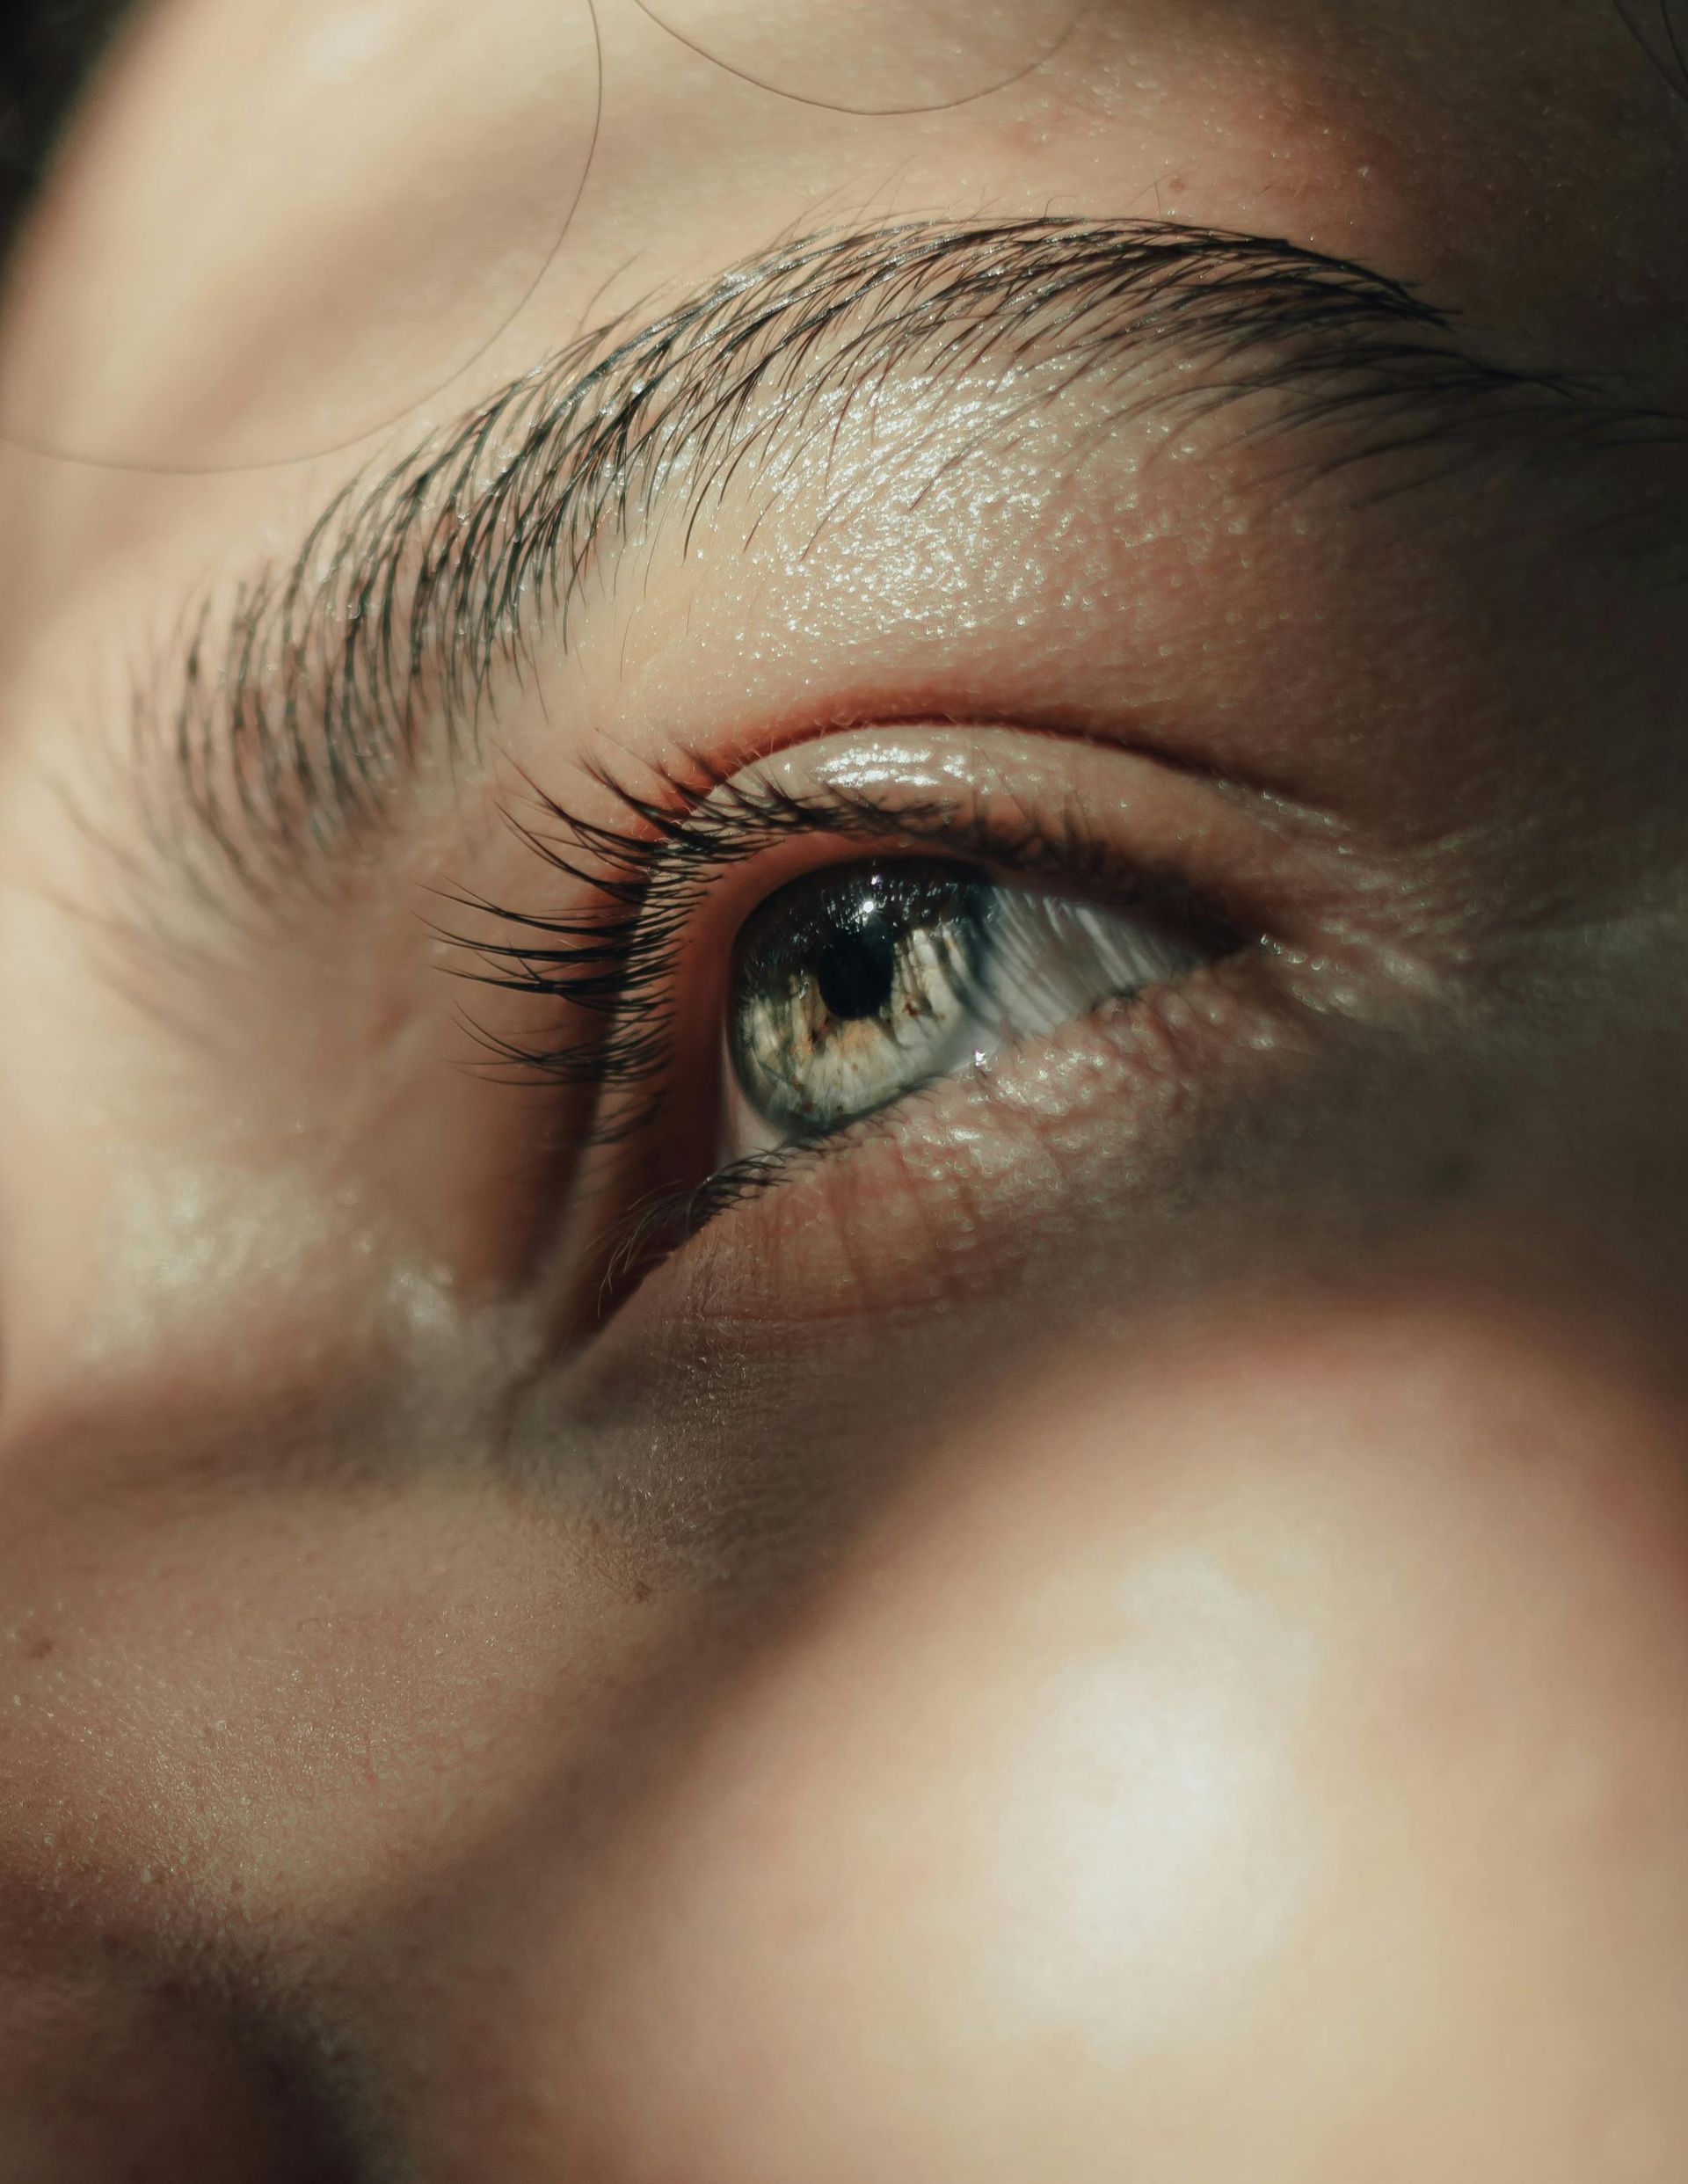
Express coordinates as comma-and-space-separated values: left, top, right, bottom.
719, 855, 1214, 1162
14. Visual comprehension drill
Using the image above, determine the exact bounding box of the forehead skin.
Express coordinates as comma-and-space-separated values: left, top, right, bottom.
2, 2, 1688, 2180
1, 0, 1685, 598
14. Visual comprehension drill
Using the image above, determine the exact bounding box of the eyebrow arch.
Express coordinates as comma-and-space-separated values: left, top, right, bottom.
121, 213, 1685, 918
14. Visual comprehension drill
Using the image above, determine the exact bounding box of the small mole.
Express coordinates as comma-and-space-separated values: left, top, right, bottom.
24, 1634, 53, 1661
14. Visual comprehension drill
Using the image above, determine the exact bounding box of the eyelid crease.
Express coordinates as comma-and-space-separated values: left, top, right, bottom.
109, 215, 1688, 936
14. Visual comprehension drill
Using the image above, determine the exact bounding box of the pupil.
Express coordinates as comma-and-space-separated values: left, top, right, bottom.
814, 921, 898, 1021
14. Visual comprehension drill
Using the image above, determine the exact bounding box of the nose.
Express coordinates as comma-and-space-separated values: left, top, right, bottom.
503, 1297, 1688, 2184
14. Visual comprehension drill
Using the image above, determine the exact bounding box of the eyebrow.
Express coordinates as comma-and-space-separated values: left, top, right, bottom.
120, 213, 1684, 918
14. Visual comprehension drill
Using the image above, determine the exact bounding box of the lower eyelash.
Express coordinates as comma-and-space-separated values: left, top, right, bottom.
597, 1144, 814, 1309
593, 942, 1214, 1308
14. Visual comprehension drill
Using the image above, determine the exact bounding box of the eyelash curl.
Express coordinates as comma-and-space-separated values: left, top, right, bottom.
440, 748, 1233, 1154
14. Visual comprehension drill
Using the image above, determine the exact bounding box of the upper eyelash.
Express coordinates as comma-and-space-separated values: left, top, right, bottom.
435, 754, 1169, 1132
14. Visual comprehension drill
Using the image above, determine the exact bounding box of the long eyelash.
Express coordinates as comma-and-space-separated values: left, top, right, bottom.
435, 753, 1148, 1134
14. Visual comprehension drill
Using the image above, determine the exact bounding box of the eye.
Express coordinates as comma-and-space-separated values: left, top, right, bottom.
720, 855, 1211, 1161
452, 723, 1267, 1317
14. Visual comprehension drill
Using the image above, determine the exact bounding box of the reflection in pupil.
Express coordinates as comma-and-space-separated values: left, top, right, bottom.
815, 922, 898, 1021
728, 862, 994, 1137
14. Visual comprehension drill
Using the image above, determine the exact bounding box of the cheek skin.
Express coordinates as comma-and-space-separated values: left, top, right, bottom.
0, 1472, 675, 1952
532, 1300, 1688, 2184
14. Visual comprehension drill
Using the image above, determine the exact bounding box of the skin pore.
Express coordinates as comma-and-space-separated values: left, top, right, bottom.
2, 0, 1688, 2175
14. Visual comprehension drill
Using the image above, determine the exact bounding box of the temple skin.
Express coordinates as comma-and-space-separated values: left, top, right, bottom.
1, 1, 1688, 2176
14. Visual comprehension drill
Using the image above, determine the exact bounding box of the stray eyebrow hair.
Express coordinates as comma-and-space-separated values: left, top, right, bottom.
1614, 0, 1688, 101
119, 214, 1684, 915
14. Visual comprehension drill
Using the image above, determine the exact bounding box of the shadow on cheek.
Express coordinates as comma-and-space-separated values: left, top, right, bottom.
0, 1947, 359, 2183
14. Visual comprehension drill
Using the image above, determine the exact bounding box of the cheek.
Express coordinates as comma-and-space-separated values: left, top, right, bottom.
545, 1300, 1688, 2184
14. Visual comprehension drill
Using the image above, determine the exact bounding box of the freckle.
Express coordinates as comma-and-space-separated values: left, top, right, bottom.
23, 1634, 52, 1660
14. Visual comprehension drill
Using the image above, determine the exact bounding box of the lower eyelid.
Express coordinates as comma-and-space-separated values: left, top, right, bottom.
587, 946, 1267, 1331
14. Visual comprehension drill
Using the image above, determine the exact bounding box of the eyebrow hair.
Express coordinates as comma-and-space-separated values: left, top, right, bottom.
119, 213, 1684, 918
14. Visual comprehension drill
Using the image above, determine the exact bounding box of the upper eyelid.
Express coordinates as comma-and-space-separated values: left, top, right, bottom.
436, 746, 1248, 1118
449, 752, 1156, 987
441, 768, 975, 1022
433, 768, 923, 1117
110, 215, 1675, 949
